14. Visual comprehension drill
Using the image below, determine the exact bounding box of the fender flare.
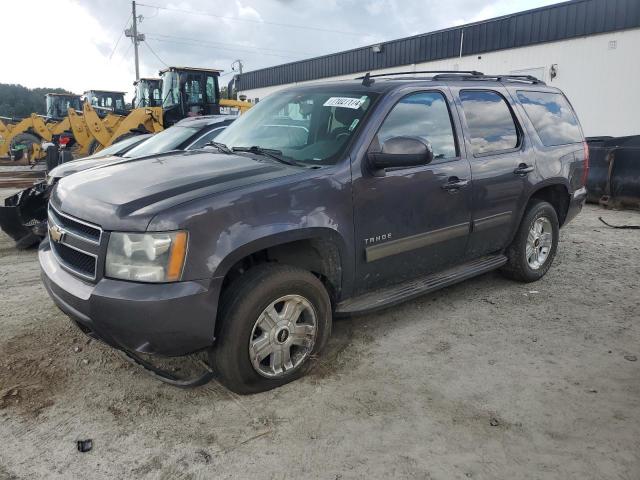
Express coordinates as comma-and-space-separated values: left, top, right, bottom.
212, 226, 350, 287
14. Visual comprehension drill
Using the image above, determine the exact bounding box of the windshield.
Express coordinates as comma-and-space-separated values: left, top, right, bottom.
87, 135, 151, 159
215, 89, 378, 165
123, 126, 198, 158
162, 71, 180, 109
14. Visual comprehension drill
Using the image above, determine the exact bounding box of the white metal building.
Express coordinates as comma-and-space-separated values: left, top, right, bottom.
238, 0, 640, 138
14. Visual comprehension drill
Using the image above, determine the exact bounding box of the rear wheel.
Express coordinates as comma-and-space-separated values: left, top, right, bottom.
211, 264, 332, 394
9, 133, 40, 162
500, 200, 559, 282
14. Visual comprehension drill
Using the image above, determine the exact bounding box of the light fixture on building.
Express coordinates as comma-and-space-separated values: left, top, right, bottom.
550, 64, 558, 81
371, 44, 383, 53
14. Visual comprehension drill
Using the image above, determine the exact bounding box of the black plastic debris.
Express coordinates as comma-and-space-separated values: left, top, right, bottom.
77, 439, 93, 453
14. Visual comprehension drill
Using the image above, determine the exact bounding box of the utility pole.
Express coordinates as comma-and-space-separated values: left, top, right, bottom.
125, 1, 145, 80
231, 59, 243, 100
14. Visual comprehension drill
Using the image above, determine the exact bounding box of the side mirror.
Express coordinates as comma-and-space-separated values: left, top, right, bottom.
368, 136, 433, 170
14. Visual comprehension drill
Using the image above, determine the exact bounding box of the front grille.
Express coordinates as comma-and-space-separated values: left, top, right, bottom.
51, 242, 96, 278
48, 205, 102, 281
49, 207, 101, 242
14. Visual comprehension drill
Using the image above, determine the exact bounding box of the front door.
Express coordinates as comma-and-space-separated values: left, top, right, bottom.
352, 89, 472, 293
453, 88, 532, 257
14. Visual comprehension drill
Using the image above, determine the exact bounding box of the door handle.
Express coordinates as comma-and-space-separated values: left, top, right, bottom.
441, 177, 469, 191
514, 163, 534, 176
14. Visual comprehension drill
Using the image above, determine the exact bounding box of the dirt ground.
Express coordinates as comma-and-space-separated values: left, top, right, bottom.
0, 203, 638, 479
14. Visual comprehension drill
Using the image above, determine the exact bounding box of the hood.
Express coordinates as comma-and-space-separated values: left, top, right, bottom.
50, 150, 184, 181
49, 155, 125, 179
50, 150, 299, 231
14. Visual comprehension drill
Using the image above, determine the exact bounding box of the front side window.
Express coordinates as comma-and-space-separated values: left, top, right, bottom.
377, 91, 457, 160
216, 89, 378, 165
516, 91, 583, 146
459, 90, 519, 155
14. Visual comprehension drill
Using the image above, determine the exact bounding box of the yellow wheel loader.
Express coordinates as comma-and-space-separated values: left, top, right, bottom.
86, 67, 252, 154
133, 78, 162, 108
0, 93, 87, 163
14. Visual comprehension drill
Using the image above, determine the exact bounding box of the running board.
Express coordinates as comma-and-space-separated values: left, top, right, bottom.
336, 254, 507, 315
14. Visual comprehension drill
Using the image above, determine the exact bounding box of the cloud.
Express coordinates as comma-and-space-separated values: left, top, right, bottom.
2, 0, 563, 101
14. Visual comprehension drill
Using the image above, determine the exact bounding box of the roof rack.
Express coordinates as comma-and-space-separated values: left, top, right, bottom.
355, 70, 545, 85
356, 70, 483, 80
430, 73, 545, 84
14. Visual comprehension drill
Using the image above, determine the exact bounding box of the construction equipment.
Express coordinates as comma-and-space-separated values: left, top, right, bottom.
160, 66, 251, 125
0, 93, 90, 162
83, 90, 129, 115
45, 93, 81, 120
86, 67, 251, 153
0, 68, 252, 160
133, 78, 162, 107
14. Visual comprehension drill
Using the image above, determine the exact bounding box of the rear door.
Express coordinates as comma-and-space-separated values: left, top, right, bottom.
453, 87, 533, 257
351, 88, 472, 292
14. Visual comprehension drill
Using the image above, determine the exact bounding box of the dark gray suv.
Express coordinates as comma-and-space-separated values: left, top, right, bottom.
39, 72, 588, 393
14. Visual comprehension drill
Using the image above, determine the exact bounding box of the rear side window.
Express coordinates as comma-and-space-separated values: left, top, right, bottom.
516, 91, 582, 146
377, 91, 457, 160
459, 90, 519, 155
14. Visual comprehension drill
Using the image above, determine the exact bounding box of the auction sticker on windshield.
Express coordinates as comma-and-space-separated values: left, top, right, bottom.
323, 96, 367, 109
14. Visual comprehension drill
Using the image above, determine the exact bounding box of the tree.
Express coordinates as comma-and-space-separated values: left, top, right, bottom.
0, 83, 75, 119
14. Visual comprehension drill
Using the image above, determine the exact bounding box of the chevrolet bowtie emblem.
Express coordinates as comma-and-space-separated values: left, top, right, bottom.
49, 224, 65, 243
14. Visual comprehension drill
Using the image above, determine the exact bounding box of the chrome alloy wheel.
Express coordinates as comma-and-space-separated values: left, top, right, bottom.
249, 295, 318, 378
526, 216, 553, 270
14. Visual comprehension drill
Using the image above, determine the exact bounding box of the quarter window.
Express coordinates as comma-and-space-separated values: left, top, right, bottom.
516, 91, 582, 146
459, 90, 519, 155
377, 92, 457, 160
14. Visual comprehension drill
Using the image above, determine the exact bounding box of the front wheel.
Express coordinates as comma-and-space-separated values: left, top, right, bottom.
500, 200, 559, 282
211, 264, 332, 394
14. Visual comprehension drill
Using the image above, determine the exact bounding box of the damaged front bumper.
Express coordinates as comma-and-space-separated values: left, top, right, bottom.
0, 181, 51, 248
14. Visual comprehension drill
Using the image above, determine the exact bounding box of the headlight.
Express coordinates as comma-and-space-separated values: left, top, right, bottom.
105, 231, 188, 283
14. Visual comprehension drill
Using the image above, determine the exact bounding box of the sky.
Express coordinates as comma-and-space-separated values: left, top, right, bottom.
3, 0, 563, 100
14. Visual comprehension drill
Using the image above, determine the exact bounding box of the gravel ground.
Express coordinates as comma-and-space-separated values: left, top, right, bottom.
0, 204, 638, 480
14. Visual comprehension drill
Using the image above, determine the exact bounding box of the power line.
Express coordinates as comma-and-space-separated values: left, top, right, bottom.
145, 35, 302, 60
146, 32, 317, 56
109, 13, 132, 60
143, 40, 168, 67
137, 2, 362, 36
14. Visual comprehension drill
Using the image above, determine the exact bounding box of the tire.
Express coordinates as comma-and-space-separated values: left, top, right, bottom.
9, 133, 40, 162
210, 264, 332, 394
500, 200, 559, 283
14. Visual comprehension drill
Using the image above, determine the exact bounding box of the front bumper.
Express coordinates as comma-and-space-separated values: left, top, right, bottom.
565, 186, 587, 225
39, 239, 223, 356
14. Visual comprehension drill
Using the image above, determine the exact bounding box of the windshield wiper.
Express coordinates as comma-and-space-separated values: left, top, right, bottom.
205, 141, 233, 154
232, 146, 299, 166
